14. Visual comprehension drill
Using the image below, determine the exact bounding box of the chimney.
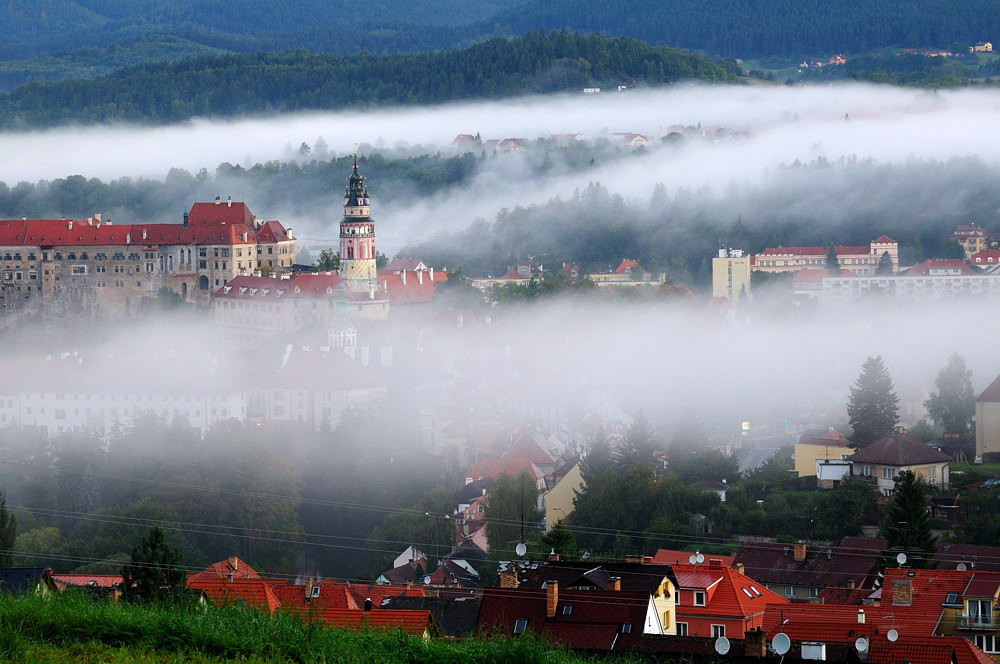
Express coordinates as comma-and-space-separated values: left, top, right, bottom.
305, 577, 314, 600
857, 609, 865, 624
847, 578, 856, 590
417, 269, 423, 285
364, 597, 373, 611
401, 270, 406, 286
548, 551, 560, 562
286, 227, 293, 239
709, 558, 722, 568
736, 563, 745, 575
142, 228, 147, 240
227, 196, 233, 207
94, 213, 101, 222
745, 628, 766, 657
215, 196, 221, 205
625, 555, 643, 564
228, 556, 239, 571
793, 542, 807, 562
546, 580, 559, 618
429, 266, 434, 281
499, 569, 519, 588
183, 212, 189, 229
68, 220, 73, 230
608, 577, 621, 591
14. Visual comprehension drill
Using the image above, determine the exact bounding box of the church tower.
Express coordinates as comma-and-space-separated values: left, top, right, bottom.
339, 155, 378, 290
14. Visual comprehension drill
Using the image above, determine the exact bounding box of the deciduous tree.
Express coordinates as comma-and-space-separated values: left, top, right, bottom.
924, 353, 974, 437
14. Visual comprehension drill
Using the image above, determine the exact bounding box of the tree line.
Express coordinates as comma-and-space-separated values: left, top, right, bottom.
0, 31, 733, 128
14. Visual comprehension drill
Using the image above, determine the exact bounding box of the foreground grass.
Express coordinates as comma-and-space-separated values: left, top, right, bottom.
0, 592, 636, 664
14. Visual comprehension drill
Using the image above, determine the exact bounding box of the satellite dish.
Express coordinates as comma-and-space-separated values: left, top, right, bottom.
515, 542, 527, 557
855, 637, 869, 652
696, 553, 705, 564
887, 629, 899, 643
688, 555, 697, 564
715, 637, 731, 655
896, 552, 907, 566
957, 563, 967, 571
772, 633, 791, 655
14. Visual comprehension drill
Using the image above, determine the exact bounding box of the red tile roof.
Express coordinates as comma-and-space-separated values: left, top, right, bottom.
346, 583, 425, 608
734, 540, 881, 590
467, 456, 545, 484
266, 579, 360, 610
972, 250, 1000, 264
904, 259, 977, 276
759, 245, 871, 257
873, 234, 895, 243
187, 557, 259, 585
673, 563, 787, 621
651, 549, 734, 567
477, 587, 648, 650
52, 574, 122, 590
847, 432, 951, 465
189, 578, 282, 613
187, 201, 256, 226
615, 259, 640, 274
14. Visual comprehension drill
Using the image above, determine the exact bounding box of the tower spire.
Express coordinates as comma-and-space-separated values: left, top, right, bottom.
339, 156, 377, 289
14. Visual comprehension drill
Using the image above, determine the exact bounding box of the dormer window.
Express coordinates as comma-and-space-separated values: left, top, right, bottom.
311, 586, 321, 598
694, 591, 706, 606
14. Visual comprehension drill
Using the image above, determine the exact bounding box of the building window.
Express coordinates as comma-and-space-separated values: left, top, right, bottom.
71, 265, 86, 275
677, 623, 688, 636
694, 591, 706, 606
882, 467, 896, 480
712, 625, 726, 638
562, 605, 573, 616
621, 623, 632, 634
974, 635, 999, 653
513, 619, 528, 635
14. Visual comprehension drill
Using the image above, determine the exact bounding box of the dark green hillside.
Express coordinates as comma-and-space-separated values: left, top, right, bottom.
483, 0, 1000, 58
0, 31, 733, 128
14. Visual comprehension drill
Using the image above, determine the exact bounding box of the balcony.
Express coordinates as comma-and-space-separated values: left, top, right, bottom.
958, 615, 996, 631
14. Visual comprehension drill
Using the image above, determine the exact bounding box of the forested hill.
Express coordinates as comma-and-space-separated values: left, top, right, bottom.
483, 0, 1000, 58
0, 31, 734, 128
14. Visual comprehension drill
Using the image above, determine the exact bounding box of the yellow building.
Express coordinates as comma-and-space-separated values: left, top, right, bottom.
793, 429, 852, 478
543, 460, 584, 532
952, 224, 989, 260
712, 248, 751, 303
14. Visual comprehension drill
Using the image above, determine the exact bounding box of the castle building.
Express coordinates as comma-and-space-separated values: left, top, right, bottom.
211, 160, 446, 349
0, 198, 295, 320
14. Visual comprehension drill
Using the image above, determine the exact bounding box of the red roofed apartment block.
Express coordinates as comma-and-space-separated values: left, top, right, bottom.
752, 236, 898, 276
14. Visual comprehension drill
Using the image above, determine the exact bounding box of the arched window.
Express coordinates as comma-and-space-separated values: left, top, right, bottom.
198, 275, 209, 291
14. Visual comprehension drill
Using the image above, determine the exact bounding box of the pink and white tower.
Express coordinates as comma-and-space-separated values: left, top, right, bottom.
339, 155, 378, 291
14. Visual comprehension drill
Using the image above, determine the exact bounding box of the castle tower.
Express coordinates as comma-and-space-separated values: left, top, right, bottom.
339, 155, 378, 290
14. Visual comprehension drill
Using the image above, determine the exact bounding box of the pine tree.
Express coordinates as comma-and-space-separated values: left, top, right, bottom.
848, 356, 900, 448
924, 353, 974, 437
0, 493, 16, 567
581, 426, 614, 482
876, 250, 894, 275
121, 526, 184, 603
880, 470, 936, 568
826, 245, 840, 276
620, 412, 659, 466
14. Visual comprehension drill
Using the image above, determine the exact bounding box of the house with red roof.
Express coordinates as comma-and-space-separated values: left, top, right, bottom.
671, 559, 787, 638
477, 583, 654, 649
953, 225, 989, 259
305, 607, 437, 638
586, 259, 667, 288
733, 537, 883, 601
972, 250, 1000, 268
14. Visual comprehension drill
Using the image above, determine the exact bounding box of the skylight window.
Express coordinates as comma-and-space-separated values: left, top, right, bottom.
750, 586, 763, 597
562, 605, 573, 616
742, 588, 754, 598
513, 618, 528, 635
